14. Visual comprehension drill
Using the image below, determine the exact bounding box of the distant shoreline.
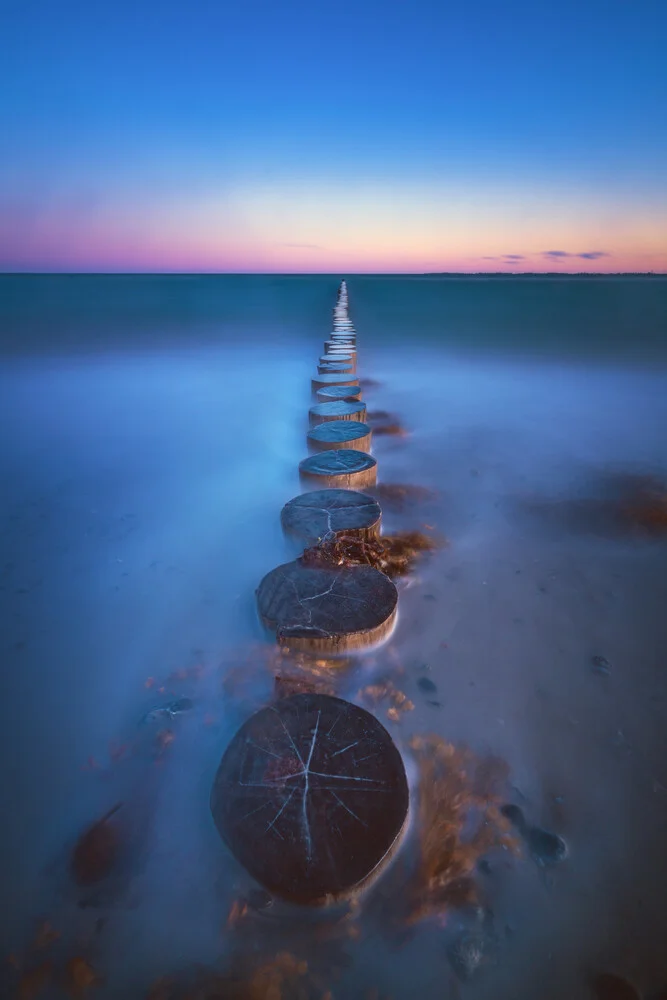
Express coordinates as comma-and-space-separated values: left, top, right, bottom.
0, 271, 665, 278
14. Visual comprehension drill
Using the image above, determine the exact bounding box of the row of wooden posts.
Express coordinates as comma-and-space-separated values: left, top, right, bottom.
254, 281, 398, 653
210, 283, 410, 906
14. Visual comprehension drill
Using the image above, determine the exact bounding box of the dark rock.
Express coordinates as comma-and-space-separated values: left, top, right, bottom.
526, 826, 568, 866
71, 804, 122, 886
417, 677, 437, 694
501, 803, 568, 866
141, 697, 194, 724
591, 655, 612, 675
210, 694, 409, 904
590, 972, 642, 1000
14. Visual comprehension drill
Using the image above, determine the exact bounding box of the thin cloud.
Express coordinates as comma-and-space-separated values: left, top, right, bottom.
542, 249, 610, 260
481, 254, 525, 262
277, 242, 325, 250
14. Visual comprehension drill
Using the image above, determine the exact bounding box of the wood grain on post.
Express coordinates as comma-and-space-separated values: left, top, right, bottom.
324, 342, 356, 353
299, 449, 377, 489
316, 384, 362, 403
309, 400, 367, 425
322, 355, 356, 373
256, 562, 397, 653
280, 488, 381, 543
210, 693, 408, 903
311, 374, 359, 394
317, 362, 354, 375
307, 419, 372, 453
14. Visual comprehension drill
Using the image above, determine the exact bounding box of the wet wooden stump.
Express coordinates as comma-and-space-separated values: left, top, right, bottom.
311, 374, 359, 394
320, 360, 357, 375
316, 384, 362, 403
317, 362, 354, 375
309, 400, 367, 425
256, 560, 398, 652
299, 449, 377, 489
210, 693, 408, 904
280, 488, 382, 543
324, 342, 356, 354
307, 419, 372, 453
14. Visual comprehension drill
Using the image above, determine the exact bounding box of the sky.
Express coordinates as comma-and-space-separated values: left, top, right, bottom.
1, 0, 666, 273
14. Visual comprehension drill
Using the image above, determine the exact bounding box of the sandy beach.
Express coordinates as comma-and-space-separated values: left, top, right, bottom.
1, 278, 667, 998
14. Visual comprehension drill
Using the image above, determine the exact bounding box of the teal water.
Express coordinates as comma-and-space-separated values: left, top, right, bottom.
1, 273, 666, 361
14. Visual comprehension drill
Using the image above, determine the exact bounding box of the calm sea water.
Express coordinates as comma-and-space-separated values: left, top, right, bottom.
1, 275, 666, 998
1, 273, 666, 360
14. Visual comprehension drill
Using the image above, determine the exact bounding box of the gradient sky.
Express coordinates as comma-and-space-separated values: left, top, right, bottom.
1, 0, 666, 272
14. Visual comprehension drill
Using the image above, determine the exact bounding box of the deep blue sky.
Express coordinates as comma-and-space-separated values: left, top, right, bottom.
2, 0, 666, 271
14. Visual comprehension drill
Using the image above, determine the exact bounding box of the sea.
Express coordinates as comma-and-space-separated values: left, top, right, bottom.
1, 274, 666, 999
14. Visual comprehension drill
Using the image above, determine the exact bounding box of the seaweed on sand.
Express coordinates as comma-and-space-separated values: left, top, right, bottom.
617, 473, 667, 534
300, 530, 442, 579
365, 411, 408, 437
404, 737, 519, 925
146, 953, 325, 1000
220, 643, 352, 706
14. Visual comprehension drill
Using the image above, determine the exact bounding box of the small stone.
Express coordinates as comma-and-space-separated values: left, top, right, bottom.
590, 972, 641, 1000
527, 826, 568, 866
417, 677, 437, 694
591, 655, 611, 675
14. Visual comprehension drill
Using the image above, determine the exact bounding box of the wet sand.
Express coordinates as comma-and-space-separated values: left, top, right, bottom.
1, 337, 667, 998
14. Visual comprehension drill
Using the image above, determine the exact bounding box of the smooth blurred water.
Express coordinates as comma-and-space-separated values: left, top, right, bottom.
1, 276, 667, 998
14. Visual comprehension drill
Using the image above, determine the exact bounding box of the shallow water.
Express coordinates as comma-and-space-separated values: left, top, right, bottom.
1, 276, 667, 998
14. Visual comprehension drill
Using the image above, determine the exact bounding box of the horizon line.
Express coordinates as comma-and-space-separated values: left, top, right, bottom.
1, 270, 665, 277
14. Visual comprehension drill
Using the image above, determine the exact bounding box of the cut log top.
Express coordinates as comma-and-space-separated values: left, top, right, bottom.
280, 488, 381, 542
307, 420, 372, 452
316, 385, 362, 403
210, 693, 408, 903
324, 343, 356, 353
317, 362, 354, 374
320, 354, 352, 363
311, 374, 359, 393
256, 559, 398, 652
299, 449, 377, 490
309, 400, 367, 424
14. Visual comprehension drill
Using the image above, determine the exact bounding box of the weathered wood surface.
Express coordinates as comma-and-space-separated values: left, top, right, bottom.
210, 693, 408, 903
299, 449, 377, 489
316, 384, 362, 403
307, 419, 372, 453
309, 400, 367, 425
280, 488, 381, 543
311, 374, 359, 393
256, 560, 398, 652
324, 342, 356, 353
317, 362, 354, 375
